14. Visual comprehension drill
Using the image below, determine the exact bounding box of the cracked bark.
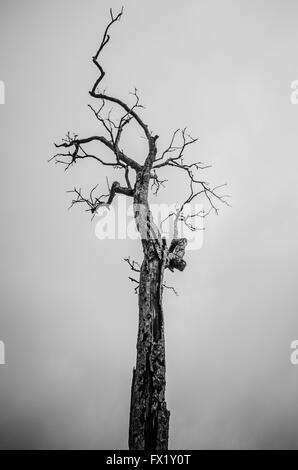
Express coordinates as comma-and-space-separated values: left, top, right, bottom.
129, 156, 170, 450
128, 248, 169, 450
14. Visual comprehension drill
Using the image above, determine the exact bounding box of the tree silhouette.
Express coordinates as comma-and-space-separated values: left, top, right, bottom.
50, 7, 229, 450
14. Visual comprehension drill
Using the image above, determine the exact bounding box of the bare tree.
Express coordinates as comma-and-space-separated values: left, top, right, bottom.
50, 8, 229, 450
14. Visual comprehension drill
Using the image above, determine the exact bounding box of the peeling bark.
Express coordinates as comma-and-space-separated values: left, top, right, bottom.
129, 163, 170, 450
129, 252, 170, 450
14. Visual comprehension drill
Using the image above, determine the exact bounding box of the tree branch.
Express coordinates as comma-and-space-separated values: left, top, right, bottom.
163, 282, 179, 296
90, 92, 153, 143
124, 257, 141, 272
88, 7, 156, 146
52, 132, 141, 171
90, 7, 124, 95
150, 170, 168, 195
154, 128, 199, 169
67, 177, 134, 219
128, 276, 140, 294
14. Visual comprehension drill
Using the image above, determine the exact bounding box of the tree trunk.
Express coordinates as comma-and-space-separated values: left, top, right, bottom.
128, 250, 170, 450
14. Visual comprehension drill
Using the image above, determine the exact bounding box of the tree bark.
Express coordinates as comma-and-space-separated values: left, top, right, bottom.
129, 161, 170, 450
128, 252, 170, 450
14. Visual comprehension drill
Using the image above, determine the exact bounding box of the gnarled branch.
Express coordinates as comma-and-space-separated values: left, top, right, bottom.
90, 7, 124, 95
67, 178, 134, 218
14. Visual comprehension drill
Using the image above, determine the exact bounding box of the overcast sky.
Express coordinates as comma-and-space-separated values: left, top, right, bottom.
0, 0, 298, 449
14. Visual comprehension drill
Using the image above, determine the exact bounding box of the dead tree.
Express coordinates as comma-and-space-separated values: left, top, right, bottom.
50, 8, 229, 450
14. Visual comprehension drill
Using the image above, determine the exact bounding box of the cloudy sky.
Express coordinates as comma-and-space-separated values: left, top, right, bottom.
0, 0, 298, 449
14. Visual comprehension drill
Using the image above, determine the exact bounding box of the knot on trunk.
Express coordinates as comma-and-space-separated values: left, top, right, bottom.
167, 238, 187, 272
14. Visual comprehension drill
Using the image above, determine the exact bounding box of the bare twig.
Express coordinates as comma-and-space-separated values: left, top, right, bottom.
124, 257, 141, 273
128, 276, 140, 294
154, 128, 198, 168
67, 186, 109, 219
163, 282, 179, 296
150, 170, 168, 195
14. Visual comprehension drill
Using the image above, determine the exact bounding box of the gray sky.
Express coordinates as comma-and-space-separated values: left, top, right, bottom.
0, 0, 298, 449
